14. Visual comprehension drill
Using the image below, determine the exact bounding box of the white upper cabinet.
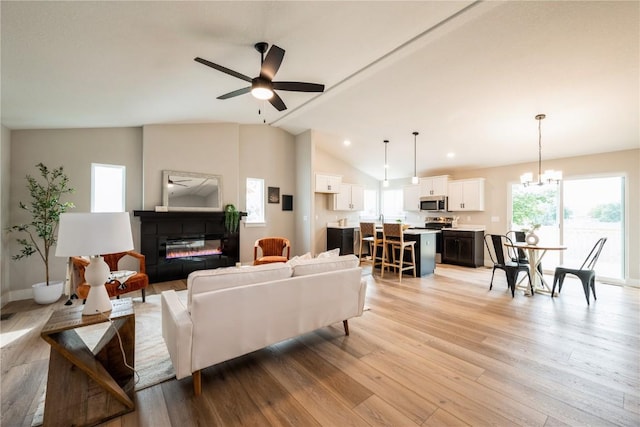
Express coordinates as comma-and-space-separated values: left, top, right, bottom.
333, 183, 364, 211
315, 173, 342, 193
447, 178, 485, 211
419, 175, 449, 197
403, 184, 421, 211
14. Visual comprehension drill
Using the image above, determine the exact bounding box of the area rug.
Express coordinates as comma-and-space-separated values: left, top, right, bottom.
32, 291, 185, 426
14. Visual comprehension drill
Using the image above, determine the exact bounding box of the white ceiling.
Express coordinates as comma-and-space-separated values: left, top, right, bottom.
2, 1, 638, 181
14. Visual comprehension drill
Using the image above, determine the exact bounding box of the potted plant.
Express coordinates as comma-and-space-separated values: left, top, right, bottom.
7, 163, 74, 304
224, 204, 240, 233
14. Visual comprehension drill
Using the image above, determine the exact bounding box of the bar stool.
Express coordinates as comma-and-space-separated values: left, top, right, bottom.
381, 223, 416, 283
358, 222, 383, 270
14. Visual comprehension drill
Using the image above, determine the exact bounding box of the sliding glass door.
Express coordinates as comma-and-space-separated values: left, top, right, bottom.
562, 176, 624, 280
510, 175, 625, 281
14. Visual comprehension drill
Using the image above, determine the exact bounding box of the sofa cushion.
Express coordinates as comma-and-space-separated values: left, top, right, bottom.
187, 263, 292, 311
291, 254, 359, 277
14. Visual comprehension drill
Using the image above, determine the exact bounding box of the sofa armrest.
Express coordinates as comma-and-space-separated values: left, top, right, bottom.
161, 290, 193, 380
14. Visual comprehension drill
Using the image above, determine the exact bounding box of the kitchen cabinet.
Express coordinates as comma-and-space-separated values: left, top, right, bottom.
315, 173, 342, 193
419, 175, 449, 197
447, 178, 485, 211
327, 227, 355, 255
442, 230, 484, 267
332, 183, 364, 211
403, 184, 421, 211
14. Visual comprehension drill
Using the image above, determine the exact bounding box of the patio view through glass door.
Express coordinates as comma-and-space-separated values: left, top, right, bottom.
510, 175, 624, 281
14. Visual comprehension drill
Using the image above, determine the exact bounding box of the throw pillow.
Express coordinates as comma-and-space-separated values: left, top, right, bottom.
316, 248, 340, 258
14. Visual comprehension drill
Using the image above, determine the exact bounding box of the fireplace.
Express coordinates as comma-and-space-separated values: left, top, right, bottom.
134, 211, 240, 283
164, 236, 223, 259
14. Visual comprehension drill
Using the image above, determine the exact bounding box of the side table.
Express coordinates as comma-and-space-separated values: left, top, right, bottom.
40, 298, 135, 426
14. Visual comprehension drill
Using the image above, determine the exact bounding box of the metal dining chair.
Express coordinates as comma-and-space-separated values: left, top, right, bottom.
484, 234, 533, 297
551, 237, 607, 305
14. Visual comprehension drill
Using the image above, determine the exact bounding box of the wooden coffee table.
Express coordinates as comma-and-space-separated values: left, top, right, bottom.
40, 298, 135, 426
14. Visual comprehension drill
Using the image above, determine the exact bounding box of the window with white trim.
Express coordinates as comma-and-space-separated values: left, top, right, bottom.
91, 163, 125, 212
246, 177, 265, 224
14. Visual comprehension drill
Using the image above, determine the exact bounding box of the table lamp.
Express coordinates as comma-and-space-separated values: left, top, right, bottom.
56, 212, 134, 315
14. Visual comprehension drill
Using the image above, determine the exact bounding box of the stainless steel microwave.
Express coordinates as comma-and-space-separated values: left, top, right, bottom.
420, 196, 448, 212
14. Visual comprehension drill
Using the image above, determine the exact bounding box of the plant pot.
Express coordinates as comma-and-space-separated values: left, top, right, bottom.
32, 281, 63, 304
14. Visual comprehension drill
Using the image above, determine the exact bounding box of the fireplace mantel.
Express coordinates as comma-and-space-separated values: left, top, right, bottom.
133, 210, 240, 283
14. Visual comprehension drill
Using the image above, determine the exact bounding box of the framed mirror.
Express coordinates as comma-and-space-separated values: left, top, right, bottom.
162, 170, 223, 211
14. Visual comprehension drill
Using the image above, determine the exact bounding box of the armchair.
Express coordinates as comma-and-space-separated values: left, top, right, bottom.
253, 237, 291, 265
72, 251, 148, 302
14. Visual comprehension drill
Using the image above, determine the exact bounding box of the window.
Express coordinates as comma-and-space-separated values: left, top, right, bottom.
91, 163, 125, 212
509, 175, 625, 281
382, 189, 405, 222
361, 189, 377, 220
245, 177, 265, 224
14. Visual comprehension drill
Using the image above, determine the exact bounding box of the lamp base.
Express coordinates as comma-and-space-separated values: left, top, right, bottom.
83, 256, 113, 315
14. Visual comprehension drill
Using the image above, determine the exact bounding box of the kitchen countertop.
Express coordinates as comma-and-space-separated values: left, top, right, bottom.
447, 225, 486, 232
327, 223, 358, 229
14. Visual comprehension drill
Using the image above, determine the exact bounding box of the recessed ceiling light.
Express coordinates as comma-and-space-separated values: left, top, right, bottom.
343, 140, 351, 146
447, 152, 455, 159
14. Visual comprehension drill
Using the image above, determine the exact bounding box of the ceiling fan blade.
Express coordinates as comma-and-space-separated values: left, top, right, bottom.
260, 45, 285, 81
194, 57, 252, 83
272, 81, 325, 93
269, 92, 287, 111
217, 87, 251, 100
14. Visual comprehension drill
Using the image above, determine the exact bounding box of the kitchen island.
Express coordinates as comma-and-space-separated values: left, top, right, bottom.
375, 228, 438, 277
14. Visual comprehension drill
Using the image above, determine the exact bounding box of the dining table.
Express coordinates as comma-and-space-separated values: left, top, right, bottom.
504, 241, 567, 296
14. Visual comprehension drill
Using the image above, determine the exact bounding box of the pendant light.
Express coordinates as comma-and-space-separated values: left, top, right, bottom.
411, 131, 419, 184
520, 114, 562, 186
383, 139, 389, 187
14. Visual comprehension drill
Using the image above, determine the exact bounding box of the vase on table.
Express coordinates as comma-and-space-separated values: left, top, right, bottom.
525, 231, 539, 245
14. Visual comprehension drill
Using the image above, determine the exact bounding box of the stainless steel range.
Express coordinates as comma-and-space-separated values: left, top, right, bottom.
425, 216, 455, 262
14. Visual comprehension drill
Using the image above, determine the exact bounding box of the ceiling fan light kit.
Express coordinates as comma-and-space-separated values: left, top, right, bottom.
194, 42, 324, 112
520, 113, 562, 187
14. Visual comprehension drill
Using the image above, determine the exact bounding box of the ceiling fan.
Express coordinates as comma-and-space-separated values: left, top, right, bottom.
194, 42, 325, 112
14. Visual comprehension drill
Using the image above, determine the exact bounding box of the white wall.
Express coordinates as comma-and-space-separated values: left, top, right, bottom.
1, 125, 11, 306
312, 144, 379, 255
238, 124, 296, 262
7, 128, 143, 300
142, 123, 240, 209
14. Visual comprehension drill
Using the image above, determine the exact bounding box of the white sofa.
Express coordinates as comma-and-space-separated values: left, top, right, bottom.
161, 254, 366, 395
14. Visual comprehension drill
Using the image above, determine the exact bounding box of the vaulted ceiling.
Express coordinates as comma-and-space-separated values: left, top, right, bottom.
2, 1, 638, 180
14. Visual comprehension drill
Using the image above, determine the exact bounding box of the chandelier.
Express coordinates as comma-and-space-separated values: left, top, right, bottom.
520, 114, 562, 186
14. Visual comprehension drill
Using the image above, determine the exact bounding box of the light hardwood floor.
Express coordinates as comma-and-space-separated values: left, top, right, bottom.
1, 264, 638, 426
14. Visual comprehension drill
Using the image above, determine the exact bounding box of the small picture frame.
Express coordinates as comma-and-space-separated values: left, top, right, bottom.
268, 187, 280, 204
282, 195, 293, 211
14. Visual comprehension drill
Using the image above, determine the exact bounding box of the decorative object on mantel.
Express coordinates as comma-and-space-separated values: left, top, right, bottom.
523, 224, 541, 245
411, 131, 419, 185
55, 212, 134, 315
224, 204, 240, 233
7, 163, 75, 304
520, 114, 562, 186
383, 139, 390, 187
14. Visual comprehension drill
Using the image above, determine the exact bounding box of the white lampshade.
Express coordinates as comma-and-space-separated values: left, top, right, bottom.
56, 212, 134, 315
56, 212, 133, 257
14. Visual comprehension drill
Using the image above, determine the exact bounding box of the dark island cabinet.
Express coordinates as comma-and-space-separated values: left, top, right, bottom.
327, 227, 355, 255
442, 230, 484, 267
